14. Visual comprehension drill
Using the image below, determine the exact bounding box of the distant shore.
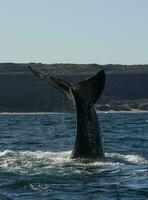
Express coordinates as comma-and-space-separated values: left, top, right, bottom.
0, 110, 148, 115
0, 112, 63, 115
0, 63, 148, 114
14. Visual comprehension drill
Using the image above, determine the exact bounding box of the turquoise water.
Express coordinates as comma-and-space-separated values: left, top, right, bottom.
0, 113, 148, 200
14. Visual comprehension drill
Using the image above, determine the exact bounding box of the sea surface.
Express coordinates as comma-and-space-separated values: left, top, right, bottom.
0, 113, 148, 200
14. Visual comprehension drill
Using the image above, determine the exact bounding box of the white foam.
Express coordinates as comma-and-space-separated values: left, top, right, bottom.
105, 152, 148, 164
0, 150, 147, 173
26, 183, 52, 192
0, 150, 71, 173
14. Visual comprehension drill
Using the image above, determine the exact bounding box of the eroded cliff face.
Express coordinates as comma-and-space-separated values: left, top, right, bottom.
0, 63, 148, 112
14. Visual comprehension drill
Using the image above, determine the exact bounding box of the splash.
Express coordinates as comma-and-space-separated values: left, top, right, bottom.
105, 152, 147, 164
0, 150, 147, 174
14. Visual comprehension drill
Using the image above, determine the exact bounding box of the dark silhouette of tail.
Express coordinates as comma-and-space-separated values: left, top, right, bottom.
29, 66, 105, 159
71, 70, 105, 107
28, 66, 72, 100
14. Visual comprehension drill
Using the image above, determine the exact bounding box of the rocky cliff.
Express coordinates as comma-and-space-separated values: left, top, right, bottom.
0, 63, 148, 112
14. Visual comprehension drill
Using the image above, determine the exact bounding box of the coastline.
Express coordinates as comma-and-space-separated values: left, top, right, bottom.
0, 110, 148, 115
0, 112, 64, 115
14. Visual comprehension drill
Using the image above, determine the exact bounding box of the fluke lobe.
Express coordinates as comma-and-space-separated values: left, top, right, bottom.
29, 66, 105, 159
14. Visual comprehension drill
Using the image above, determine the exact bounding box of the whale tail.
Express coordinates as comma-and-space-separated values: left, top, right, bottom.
28, 66, 105, 106
71, 70, 105, 109
29, 66, 105, 159
28, 66, 73, 100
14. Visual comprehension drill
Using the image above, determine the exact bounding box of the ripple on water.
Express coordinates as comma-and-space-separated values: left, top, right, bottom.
0, 113, 148, 199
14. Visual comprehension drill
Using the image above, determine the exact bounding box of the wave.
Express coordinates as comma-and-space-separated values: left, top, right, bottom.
0, 150, 148, 195
0, 194, 13, 200
0, 150, 147, 174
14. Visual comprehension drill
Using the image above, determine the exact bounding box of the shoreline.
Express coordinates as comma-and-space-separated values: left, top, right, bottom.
0, 110, 148, 115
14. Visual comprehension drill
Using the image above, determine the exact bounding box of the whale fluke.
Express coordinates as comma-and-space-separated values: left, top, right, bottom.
29, 66, 105, 159
28, 66, 72, 100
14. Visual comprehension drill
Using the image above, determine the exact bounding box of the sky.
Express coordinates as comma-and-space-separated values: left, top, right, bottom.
0, 0, 148, 64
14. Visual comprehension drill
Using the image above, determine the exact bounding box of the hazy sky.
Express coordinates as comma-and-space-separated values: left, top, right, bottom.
0, 0, 148, 64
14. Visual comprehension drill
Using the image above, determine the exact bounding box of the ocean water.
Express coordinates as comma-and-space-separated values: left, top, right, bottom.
0, 113, 148, 200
